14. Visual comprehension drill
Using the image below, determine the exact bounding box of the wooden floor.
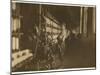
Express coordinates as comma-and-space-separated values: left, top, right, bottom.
12, 34, 96, 72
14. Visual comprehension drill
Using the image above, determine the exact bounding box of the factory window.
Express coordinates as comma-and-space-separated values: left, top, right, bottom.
12, 37, 19, 50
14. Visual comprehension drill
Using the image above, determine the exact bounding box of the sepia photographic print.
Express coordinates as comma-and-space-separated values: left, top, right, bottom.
11, 0, 96, 74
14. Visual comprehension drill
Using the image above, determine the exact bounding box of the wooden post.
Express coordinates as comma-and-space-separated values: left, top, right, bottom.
80, 6, 83, 34
93, 7, 96, 34
83, 7, 88, 37
38, 4, 42, 39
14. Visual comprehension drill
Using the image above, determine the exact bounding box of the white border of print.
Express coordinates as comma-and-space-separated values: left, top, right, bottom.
0, 0, 100, 75
12, 67, 95, 74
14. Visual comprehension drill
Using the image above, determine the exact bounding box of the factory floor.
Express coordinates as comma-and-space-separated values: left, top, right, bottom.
12, 34, 96, 72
